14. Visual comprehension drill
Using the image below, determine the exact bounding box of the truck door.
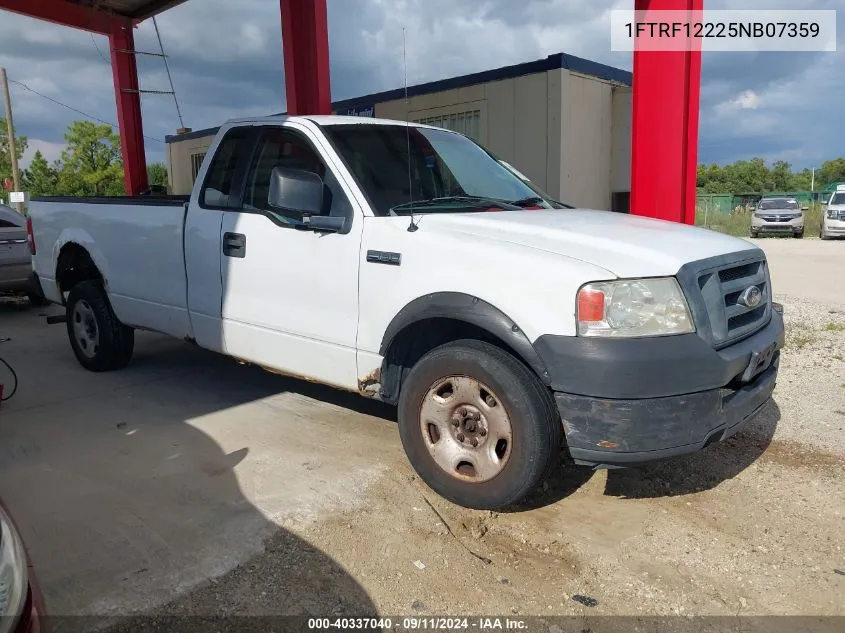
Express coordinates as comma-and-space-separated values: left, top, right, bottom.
219, 122, 363, 391
184, 125, 257, 353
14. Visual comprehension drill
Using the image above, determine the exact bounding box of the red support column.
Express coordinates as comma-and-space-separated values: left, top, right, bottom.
109, 24, 148, 195
630, 0, 702, 224
280, 0, 332, 115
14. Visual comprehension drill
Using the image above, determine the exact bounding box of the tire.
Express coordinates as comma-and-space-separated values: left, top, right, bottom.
397, 339, 561, 510
750, 231, 759, 239
65, 281, 134, 372
794, 230, 804, 239
820, 225, 828, 240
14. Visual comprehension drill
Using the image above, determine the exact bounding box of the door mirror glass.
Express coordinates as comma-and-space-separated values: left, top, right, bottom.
268, 166, 323, 213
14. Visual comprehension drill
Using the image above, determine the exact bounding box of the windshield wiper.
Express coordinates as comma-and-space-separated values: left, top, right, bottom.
507, 196, 574, 209
508, 196, 546, 207
391, 196, 518, 214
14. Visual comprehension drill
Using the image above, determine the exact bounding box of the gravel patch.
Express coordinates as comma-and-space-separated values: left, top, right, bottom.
770, 294, 845, 455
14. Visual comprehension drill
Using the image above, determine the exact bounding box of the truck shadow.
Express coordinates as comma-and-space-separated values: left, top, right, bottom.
0, 324, 379, 625
603, 399, 781, 499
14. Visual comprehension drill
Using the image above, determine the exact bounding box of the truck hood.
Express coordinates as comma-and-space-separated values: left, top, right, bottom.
418, 209, 760, 278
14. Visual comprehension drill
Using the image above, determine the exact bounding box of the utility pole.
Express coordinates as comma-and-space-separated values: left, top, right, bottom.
811, 167, 815, 192
0, 68, 23, 214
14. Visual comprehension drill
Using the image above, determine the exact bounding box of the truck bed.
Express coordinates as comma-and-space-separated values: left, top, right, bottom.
29, 196, 193, 339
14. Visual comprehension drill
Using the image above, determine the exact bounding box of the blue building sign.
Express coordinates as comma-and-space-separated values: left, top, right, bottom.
341, 105, 375, 117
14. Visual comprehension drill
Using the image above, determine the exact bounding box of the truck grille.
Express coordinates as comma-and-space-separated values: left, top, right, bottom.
678, 253, 771, 349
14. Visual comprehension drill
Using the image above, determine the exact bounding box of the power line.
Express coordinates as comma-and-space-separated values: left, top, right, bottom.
91, 33, 109, 64
9, 79, 165, 144
152, 17, 185, 129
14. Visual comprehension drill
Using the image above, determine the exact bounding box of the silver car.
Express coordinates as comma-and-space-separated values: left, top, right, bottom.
750, 197, 804, 238
0, 204, 46, 304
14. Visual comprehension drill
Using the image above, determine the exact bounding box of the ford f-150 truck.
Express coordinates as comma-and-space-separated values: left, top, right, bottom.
27, 116, 784, 509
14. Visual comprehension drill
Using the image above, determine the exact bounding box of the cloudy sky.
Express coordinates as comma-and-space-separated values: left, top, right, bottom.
1, 0, 842, 170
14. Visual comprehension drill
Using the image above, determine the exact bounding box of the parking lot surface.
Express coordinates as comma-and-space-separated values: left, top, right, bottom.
0, 237, 842, 623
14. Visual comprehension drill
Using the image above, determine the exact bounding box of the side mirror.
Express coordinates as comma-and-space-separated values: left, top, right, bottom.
268, 166, 323, 213
303, 215, 347, 233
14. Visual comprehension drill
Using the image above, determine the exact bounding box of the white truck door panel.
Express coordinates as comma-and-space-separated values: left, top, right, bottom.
219, 123, 362, 391
184, 125, 256, 352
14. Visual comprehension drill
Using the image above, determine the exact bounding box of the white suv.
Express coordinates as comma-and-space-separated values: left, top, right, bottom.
821, 187, 845, 240
750, 197, 804, 238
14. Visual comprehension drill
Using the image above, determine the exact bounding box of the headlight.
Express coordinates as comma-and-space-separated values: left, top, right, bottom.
829, 209, 839, 219
0, 506, 28, 633
577, 278, 694, 337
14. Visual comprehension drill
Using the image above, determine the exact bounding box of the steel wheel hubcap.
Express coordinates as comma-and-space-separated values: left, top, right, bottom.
419, 376, 512, 482
72, 300, 99, 359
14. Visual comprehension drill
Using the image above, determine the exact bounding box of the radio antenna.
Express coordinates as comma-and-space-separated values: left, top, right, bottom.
403, 27, 419, 232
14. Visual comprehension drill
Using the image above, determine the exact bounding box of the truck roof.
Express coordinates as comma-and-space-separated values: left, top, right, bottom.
223, 114, 443, 130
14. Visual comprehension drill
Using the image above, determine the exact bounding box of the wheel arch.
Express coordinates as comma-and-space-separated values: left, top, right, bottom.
55, 241, 105, 300
377, 292, 550, 404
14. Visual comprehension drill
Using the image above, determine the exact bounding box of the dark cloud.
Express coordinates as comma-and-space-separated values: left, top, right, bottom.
0, 0, 842, 170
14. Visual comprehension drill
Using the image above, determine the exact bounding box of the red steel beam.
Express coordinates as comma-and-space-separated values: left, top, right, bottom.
0, 0, 130, 34
280, 0, 332, 115
109, 24, 148, 195
630, 0, 703, 224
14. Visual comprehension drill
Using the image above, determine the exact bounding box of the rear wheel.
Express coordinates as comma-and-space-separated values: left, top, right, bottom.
397, 339, 561, 510
66, 281, 134, 372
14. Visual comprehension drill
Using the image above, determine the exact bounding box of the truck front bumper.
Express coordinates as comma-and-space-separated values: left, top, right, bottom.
535, 308, 785, 468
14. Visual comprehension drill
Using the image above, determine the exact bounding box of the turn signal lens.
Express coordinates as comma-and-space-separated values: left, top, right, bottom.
577, 287, 606, 322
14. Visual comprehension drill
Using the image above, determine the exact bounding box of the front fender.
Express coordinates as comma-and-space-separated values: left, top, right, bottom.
379, 292, 551, 385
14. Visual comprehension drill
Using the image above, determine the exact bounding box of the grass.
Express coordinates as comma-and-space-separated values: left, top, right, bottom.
786, 331, 816, 350
822, 322, 845, 332
835, 410, 845, 416
833, 354, 844, 361
696, 203, 825, 238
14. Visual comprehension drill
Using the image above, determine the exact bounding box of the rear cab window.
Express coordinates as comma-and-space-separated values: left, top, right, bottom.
200, 127, 254, 209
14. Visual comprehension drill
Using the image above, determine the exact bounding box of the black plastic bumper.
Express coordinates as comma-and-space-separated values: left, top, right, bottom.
539, 310, 784, 468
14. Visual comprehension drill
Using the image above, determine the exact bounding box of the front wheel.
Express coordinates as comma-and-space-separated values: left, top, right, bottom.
397, 339, 561, 510
66, 281, 135, 372
794, 230, 804, 239
820, 225, 829, 240
750, 230, 759, 239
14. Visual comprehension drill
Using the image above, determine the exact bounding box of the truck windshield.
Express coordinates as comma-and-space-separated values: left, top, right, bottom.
759, 199, 798, 210
322, 124, 563, 216
830, 193, 845, 205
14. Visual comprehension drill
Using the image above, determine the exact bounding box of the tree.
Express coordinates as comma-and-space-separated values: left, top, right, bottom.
147, 162, 169, 188
0, 116, 27, 188
22, 150, 59, 197
57, 121, 124, 196
816, 158, 845, 189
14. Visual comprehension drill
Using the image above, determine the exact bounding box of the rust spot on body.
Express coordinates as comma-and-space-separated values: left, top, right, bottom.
597, 440, 619, 449
358, 367, 382, 397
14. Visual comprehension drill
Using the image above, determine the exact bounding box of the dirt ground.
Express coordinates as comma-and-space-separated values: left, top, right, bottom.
0, 237, 842, 630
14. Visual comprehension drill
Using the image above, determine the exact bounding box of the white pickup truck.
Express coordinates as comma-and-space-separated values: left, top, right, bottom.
28, 115, 784, 509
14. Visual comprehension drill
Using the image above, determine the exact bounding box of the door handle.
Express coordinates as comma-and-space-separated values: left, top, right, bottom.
223, 232, 246, 258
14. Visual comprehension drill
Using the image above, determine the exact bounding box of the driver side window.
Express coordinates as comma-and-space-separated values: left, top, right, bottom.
243, 127, 352, 227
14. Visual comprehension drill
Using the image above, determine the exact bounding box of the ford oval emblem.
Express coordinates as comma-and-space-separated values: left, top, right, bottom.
739, 285, 763, 308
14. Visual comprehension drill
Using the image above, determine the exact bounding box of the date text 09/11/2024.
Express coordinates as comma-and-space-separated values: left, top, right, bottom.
308, 617, 529, 630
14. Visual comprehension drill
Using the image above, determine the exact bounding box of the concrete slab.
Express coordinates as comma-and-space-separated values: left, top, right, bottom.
0, 301, 397, 615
